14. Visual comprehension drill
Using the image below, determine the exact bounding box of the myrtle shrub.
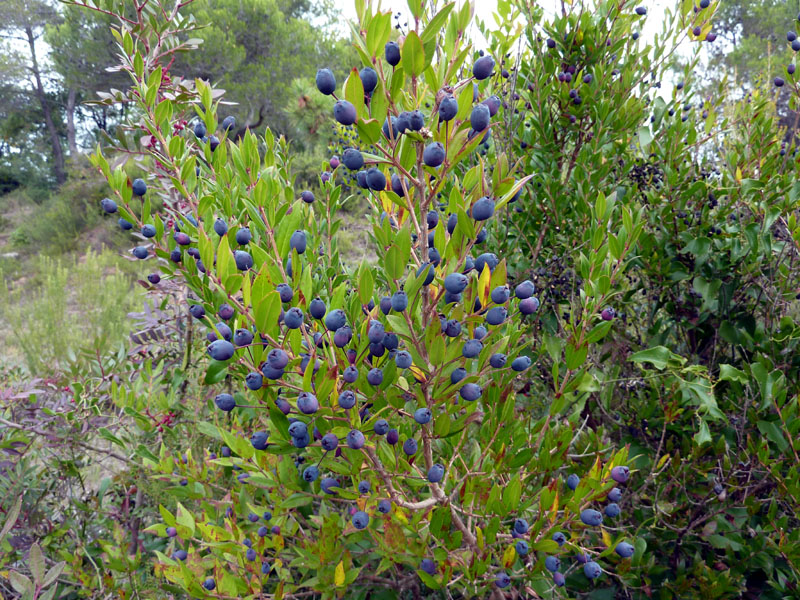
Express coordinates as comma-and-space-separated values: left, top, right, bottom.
72, 0, 646, 597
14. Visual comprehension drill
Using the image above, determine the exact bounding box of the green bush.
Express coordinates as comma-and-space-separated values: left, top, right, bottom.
481, 0, 800, 597
72, 0, 642, 597
0, 341, 200, 600
7, 167, 107, 254
0, 249, 144, 373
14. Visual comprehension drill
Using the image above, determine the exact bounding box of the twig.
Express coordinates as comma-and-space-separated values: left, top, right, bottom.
0, 417, 132, 464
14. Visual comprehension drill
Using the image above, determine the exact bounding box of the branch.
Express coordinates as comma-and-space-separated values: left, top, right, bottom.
0, 417, 132, 464
60, 1, 138, 25
363, 446, 438, 511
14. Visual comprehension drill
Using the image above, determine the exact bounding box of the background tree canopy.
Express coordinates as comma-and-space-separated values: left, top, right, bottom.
0, 0, 349, 191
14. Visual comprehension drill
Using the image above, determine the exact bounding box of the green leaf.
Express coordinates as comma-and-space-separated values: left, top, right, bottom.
0, 496, 22, 544
532, 539, 560, 553
196, 422, 221, 441
366, 11, 392, 57
98, 427, 126, 448
638, 126, 653, 148
204, 360, 228, 385
693, 418, 712, 445
29, 543, 44, 583
434, 414, 450, 437
175, 502, 195, 537
594, 192, 606, 219
608, 233, 621, 260
39, 586, 57, 600
421, 3, 456, 44
502, 476, 522, 513
255, 291, 282, 338
565, 342, 587, 370
356, 118, 382, 145
370, 80, 388, 124
757, 420, 788, 452
133, 52, 143, 79
389, 66, 405, 104
456, 82, 474, 121
358, 263, 375, 305
429, 336, 445, 366
509, 449, 532, 468
543, 333, 561, 362
585, 321, 613, 345
386, 245, 404, 280
42, 562, 66, 588
280, 494, 313, 509
631, 346, 686, 370
220, 572, 238, 595
719, 364, 748, 383
216, 235, 234, 283
396, 222, 412, 266
345, 68, 366, 121
407, 0, 422, 18
416, 570, 440, 589
9, 572, 33, 596
402, 31, 425, 78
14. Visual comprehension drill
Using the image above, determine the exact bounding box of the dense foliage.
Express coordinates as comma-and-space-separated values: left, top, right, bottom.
1, 0, 799, 599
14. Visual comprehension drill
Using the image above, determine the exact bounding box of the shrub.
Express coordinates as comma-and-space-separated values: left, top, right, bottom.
482, 0, 800, 596
0, 249, 143, 373
77, 0, 639, 597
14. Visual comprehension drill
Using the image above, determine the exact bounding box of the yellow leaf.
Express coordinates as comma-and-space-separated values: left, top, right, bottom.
334, 561, 345, 587
589, 456, 602, 478
502, 544, 516, 567
735, 166, 742, 182
395, 508, 409, 524
478, 263, 491, 306
601, 527, 613, 550
380, 190, 392, 213
549, 487, 559, 523
409, 365, 426, 383
476, 526, 484, 550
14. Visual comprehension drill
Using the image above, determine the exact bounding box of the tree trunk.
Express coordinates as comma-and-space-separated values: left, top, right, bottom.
66, 87, 78, 155
25, 25, 66, 185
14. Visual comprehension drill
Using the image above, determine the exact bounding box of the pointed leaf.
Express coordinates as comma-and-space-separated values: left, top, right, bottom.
9, 572, 33, 596
335, 561, 345, 587
402, 31, 425, 77
29, 543, 44, 583
0, 497, 22, 543
43, 562, 66, 588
